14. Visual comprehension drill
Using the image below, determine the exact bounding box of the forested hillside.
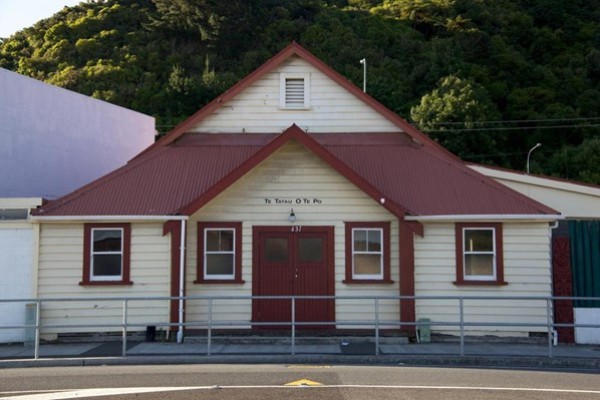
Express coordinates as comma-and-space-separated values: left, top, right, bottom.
1, 0, 599, 183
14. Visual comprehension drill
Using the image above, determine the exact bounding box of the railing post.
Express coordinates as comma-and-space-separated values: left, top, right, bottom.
207, 298, 213, 356
34, 300, 41, 360
459, 298, 465, 356
122, 299, 128, 357
547, 298, 553, 358
375, 298, 380, 355
291, 297, 296, 355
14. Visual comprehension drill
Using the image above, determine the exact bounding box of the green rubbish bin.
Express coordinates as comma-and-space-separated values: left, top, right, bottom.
417, 318, 431, 343
24, 303, 37, 347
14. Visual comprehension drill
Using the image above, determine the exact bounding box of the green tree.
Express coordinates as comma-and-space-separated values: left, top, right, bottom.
0, 0, 597, 178
410, 74, 502, 162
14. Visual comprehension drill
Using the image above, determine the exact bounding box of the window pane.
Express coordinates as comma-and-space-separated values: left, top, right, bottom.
464, 229, 494, 252
264, 238, 288, 262
367, 230, 382, 252
465, 254, 494, 276
206, 254, 234, 276
354, 254, 382, 276
206, 230, 234, 251
353, 230, 367, 251
298, 237, 323, 263
93, 230, 122, 252
93, 254, 122, 276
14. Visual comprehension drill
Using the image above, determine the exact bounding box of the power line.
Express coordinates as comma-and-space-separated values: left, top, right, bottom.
420, 116, 600, 126
422, 123, 600, 133
460, 148, 556, 160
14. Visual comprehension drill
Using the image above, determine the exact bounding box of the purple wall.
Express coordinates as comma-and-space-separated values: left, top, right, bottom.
0, 68, 155, 199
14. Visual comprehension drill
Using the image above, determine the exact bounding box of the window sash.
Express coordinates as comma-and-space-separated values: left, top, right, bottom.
462, 228, 496, 280
204, 228, 236, 280
352, 228, 383, 279
90, 228, 123, 281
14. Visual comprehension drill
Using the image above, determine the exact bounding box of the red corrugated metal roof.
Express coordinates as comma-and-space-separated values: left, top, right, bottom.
34, 127, 557, 218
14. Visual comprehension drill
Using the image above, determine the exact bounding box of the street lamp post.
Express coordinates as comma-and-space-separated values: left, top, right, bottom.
359, 58, 366, 93
526, 143, 542, 174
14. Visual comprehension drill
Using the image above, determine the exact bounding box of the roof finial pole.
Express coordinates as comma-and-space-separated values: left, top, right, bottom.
360, 58, 366, 93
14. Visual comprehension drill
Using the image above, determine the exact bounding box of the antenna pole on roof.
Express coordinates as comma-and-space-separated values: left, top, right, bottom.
360, 58, 366, 93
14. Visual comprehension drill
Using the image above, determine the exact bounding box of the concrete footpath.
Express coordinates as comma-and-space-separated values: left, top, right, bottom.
1, 340, 600, 370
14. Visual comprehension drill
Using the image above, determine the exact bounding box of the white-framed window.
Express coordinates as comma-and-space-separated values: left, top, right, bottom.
344, 222, 391, 284
203, 228, 236, 280
279, 73, 310, 109
352, 227, 384, 280
90, 228, 124, 281
455, 223, 505, 286
462, 227, 496, 280
196, 222, 243, 284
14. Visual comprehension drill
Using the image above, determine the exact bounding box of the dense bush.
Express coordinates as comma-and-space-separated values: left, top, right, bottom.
1, 0, 599, 182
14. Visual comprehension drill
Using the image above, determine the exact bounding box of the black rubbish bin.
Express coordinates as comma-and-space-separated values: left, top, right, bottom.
146, 326, 156, 342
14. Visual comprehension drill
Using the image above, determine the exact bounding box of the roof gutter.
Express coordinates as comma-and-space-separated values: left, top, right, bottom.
405, 214, 563, 222
29, 215, 189, 222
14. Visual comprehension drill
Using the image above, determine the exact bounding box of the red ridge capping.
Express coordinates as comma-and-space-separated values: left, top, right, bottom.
179, 124, 424, 236
135, 42, 457, 161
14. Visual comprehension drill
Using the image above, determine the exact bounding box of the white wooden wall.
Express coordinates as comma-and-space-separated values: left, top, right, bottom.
187, 141, 400, 328
414, 222, 552, 336
36, 223, 171, 336
0, 224, 33, 343
191, 56, 402, 134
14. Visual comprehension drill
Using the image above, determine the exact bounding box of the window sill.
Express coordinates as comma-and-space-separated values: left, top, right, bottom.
343, 279, 394, 285
194, 279, 246, 284
453, 280, 508, 286
79, 281, 133, 286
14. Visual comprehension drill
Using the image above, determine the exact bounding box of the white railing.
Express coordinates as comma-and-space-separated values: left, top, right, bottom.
1, 295, 598, 359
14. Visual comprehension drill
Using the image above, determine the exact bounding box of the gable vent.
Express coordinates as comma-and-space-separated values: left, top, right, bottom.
285, 78, 305, 107
280, 73, 310, 109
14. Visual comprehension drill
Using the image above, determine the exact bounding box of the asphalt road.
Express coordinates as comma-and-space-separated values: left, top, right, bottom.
1, 364, 599, 400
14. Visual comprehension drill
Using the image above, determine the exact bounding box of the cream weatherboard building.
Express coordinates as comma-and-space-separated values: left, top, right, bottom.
30, 43, 561, 341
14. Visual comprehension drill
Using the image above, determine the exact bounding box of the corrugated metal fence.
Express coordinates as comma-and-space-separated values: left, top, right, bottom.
570, 220, 600, 308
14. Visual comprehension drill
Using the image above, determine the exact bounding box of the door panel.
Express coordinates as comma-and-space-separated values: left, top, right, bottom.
253, 227, 334, 329
295, 232, 329, 328
258, 232, 293, 327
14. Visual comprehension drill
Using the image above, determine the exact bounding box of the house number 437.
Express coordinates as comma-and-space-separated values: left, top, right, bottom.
291, 226, 302, 232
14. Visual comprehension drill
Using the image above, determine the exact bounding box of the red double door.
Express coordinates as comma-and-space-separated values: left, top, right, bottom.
252, 226, 334, 329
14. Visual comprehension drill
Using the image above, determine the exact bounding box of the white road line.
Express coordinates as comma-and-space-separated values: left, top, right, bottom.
0, 391, 71, 396
326, 385, 600, 394
2, 387, 201, 400
5, 384, 600, 399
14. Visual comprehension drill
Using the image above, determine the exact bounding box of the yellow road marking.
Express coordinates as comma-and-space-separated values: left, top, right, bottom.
284, 379, 323, 386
